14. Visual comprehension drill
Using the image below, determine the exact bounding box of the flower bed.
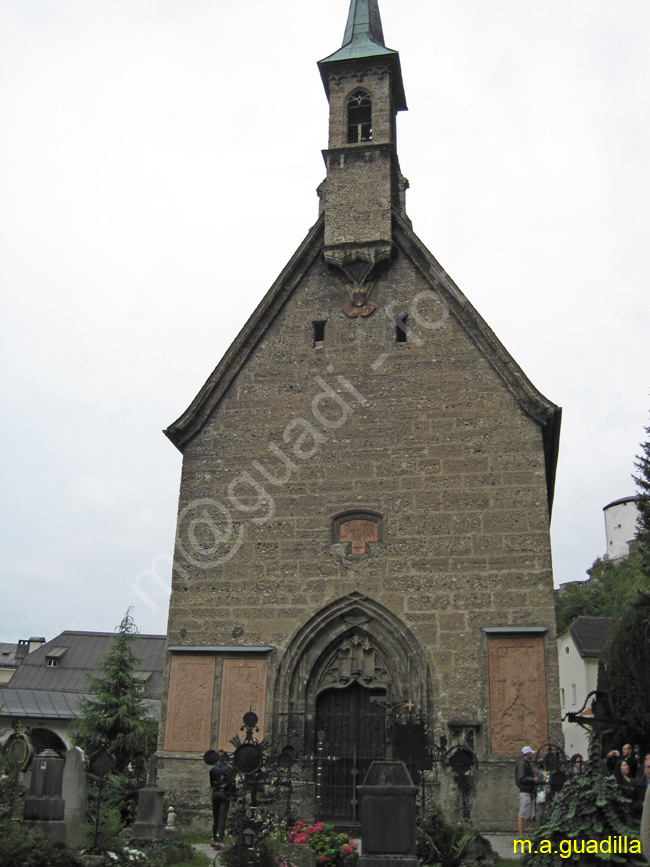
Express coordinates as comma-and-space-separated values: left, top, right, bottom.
287, 822, 358, 867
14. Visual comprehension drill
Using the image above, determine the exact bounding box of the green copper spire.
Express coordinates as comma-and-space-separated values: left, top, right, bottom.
341, 0, 387, 53
320, 0, 397, 63
318, 0, 407, 111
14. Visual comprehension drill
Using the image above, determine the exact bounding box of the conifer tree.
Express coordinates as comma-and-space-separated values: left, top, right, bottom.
597, 591, 650, 756
73, 610, 157, 772
633, 416, 650, 572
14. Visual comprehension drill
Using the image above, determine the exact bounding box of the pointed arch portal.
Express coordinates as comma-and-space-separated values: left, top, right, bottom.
273, 593, 429, 822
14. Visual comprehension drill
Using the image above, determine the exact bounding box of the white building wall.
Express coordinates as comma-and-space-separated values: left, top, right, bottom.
557, 632, 592, 757
604, 498, 641, 561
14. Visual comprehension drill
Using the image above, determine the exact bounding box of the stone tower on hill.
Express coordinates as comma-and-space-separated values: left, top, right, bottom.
158, 0, 562, 832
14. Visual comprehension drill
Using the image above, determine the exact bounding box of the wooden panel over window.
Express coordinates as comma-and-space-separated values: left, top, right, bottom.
218, 658, 268, 751
164, 654, 215, 752
487, 634, 549, 755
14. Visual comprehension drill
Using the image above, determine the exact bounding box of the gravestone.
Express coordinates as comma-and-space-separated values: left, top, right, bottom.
357, 761, 419, 867
22, 749, 67, 844
62, 747, 87, 848
131, 755, 178, 841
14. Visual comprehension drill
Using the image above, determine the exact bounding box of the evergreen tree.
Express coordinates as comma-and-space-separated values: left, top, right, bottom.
73, 610, 157, 772
633, 416, 650, 572
525, 736, 644, 866
597, 591, 650, 756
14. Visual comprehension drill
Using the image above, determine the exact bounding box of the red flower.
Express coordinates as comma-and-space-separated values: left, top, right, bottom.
313, 823, 324, 833
294, 834, 308, 845
341, 846, 352, 856
317, 858, 327, 863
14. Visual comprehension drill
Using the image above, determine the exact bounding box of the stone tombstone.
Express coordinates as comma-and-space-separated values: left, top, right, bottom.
357, 761, 419, 867
62, 747, 88, 848
22, 749, 67, 844
131, 754, 178, 841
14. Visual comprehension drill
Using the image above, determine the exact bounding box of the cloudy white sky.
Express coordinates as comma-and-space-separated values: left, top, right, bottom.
1, 0, 648, 642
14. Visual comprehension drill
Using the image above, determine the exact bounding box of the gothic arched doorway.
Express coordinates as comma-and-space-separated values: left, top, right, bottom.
315, 682, 386, 823
273, 593, 430, 823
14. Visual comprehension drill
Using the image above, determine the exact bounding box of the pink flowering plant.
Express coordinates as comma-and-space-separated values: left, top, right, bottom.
288, 821, 358, 867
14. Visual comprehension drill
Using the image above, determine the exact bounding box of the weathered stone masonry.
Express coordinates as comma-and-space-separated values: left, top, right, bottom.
157, 0, 562, 833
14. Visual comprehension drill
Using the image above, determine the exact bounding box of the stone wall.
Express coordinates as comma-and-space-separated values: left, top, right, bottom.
158, 228, 561, 831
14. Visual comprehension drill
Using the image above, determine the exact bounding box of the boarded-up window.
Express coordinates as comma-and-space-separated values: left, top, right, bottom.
164, 654, 216, 752
487, 635, 549, 755
218, 658, 268, 751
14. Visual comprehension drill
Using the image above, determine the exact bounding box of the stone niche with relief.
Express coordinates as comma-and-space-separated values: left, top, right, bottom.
320, 633, 390, 691
333, 511, 382, 555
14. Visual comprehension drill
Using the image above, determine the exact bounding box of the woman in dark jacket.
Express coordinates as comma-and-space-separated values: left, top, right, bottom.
615, 758, 635, 796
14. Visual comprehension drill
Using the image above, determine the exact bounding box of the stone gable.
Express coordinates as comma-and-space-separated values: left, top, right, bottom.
158, 0, 561, 833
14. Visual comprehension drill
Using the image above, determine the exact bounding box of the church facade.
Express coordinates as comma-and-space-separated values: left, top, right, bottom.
157, 0, 562, 832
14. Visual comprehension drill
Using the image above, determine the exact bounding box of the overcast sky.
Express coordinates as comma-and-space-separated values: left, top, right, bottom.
1, 0, 648, 643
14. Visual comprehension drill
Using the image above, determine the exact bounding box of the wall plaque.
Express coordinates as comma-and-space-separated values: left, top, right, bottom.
339, 519, 379, 554
488, 636, 549, 755
163, 654, 216, 752
218, 658, 268, 751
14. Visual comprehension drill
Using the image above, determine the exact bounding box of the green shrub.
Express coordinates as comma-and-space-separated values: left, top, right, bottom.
0, 821, 84, 867
83, 801, 125, 853
524, 738, 644, 866
416, 802, 497, 867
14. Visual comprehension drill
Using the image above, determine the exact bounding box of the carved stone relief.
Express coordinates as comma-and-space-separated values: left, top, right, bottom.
333, 513, 382, 554
164, 655, 215, 752
319, 633, 390, 691
488, 636, 549, 754
218, 658, 268, 751
339, 519, 379, 554
328, 67, 390, 86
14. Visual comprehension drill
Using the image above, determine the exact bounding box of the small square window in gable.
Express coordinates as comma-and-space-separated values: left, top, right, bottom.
313, 320, 326, 348
333, 511, 382, 555
395, 314, 408, 343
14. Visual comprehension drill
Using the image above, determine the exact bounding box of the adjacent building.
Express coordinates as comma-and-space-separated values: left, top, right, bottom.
0, 631, 165, 755
556, 616, 615, 757
603, 495, 642, 562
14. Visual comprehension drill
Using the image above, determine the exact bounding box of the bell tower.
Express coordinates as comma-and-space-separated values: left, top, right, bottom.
317, 0, 408, 273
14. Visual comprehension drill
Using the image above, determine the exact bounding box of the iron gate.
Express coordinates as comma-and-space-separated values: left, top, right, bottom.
315, 683, 386, 824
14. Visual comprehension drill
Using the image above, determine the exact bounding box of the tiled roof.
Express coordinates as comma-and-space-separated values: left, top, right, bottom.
6, 631, 166, 698
568, 617, 615, 658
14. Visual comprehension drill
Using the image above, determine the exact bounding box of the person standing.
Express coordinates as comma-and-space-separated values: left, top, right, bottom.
641, 785, 650, 863
632, 756, 650, 819
621, 743, 638, 779
515, 746, 536, 835
209, 749, 236, 847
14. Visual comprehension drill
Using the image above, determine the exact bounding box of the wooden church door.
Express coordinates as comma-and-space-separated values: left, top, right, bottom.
315, 682, 386, 824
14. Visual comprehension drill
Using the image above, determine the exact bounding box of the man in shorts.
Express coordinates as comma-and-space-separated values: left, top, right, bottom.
515, 745, 536, 835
